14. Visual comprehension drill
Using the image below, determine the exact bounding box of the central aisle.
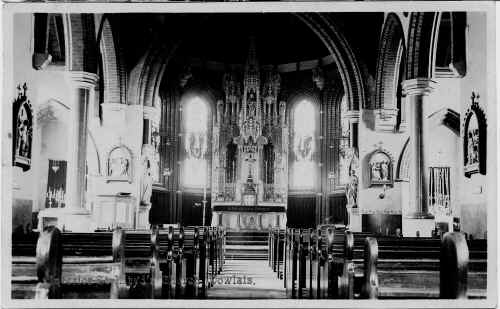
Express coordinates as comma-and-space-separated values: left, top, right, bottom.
206, 260, 286, 299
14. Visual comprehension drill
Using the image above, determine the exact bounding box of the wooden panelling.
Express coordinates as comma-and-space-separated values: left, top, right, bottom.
287, 195, 316, 228
327, 193, 347, 225
181, 192, 212, 226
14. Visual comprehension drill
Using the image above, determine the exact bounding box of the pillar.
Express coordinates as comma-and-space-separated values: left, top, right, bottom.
64, 71, 99, 232
401, 78, 435, 237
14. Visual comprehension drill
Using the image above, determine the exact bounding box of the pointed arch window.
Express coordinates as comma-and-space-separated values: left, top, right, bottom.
291, 100, 317, 190
182, 97, 209, 188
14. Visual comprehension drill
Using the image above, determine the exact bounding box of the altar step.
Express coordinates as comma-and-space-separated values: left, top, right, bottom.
225, 231, 269, 260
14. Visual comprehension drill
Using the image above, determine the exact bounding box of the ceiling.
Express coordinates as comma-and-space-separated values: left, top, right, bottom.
114, 13, 383, 76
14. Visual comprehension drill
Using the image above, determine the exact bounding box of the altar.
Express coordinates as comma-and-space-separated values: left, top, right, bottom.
209, 38, 287, 231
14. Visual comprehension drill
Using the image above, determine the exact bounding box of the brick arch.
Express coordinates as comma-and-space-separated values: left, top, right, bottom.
295, 13, 365, 111
64, 14, 98, 73
375, 13, 406, 110
406, 12, 440, 79
96, 16, 123, 104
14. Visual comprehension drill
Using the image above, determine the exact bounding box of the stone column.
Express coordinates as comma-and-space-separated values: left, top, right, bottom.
401, 78, 435, 236
64, 71, 99, 232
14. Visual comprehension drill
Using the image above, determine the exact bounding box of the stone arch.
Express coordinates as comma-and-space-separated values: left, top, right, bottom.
375, 13, 406, 110
96, 16, 122, 105
295, 13, 365, 111
396, 137, 410, 181
127, 42, 180, 106
87, 131, 101, 175
64, 14, 98, 73
406, 12, 440, 79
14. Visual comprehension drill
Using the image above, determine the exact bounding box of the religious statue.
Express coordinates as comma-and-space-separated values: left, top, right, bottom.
345, 169, 358, 207
140, 158, 153, 206
467, 128, 480, 165
16, 107, 30, 158
368, 150, 393, 185
12, 83, 33, 171
107, 146, 132, 181
464, 92, 487, 177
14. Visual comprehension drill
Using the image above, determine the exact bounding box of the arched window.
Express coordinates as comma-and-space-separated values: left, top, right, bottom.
182, 97, 209, 188
291, 100, 316, 189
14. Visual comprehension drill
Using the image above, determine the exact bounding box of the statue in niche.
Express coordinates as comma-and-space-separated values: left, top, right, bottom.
345, 169, 358, 207
368, 150, 393, 186
107, 146, 132, 182
12, 83, 33, 171
16, 105, 31, 158
463, 92, 487, 177
151, 126, 160, 153
466, 118, 480, 166
140, 158, 153, 206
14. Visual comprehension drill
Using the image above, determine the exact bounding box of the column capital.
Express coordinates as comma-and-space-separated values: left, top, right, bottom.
344, 110, 360, 122
402, 78, 436, 96
66, 71, 99, 89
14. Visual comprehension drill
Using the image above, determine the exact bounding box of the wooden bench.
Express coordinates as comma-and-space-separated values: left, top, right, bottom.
358, 232, 487, 299
149, 225, 225, 299
12, 226, 126, 299
268, 228, 285, 279
12, 225, 225, 299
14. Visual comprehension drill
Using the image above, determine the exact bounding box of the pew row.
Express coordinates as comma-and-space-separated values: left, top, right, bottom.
270, 227, 487, 300
12, 225, 226, 299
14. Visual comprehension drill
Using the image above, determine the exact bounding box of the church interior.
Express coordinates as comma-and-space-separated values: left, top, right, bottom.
6, 11, 495, 301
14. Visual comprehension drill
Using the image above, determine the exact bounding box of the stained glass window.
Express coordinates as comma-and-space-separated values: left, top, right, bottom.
182, 97, 209, 187
292, 100, 316, 189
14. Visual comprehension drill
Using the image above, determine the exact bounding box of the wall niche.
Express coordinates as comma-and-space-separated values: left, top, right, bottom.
463, 92, 487, 178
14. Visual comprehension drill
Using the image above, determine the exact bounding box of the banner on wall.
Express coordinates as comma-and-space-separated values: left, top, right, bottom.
45, 159, 67, 208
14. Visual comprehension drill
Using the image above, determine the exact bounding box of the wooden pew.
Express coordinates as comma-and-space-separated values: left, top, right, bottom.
151, 226, 222, 299
11, 231, 39, 299
12, 224, 225, 300
276, 229, 285, 280
285, 228, 298, 298
268, 228, 285, 279
12, 226, 127, 299
359, 232, 487, 299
